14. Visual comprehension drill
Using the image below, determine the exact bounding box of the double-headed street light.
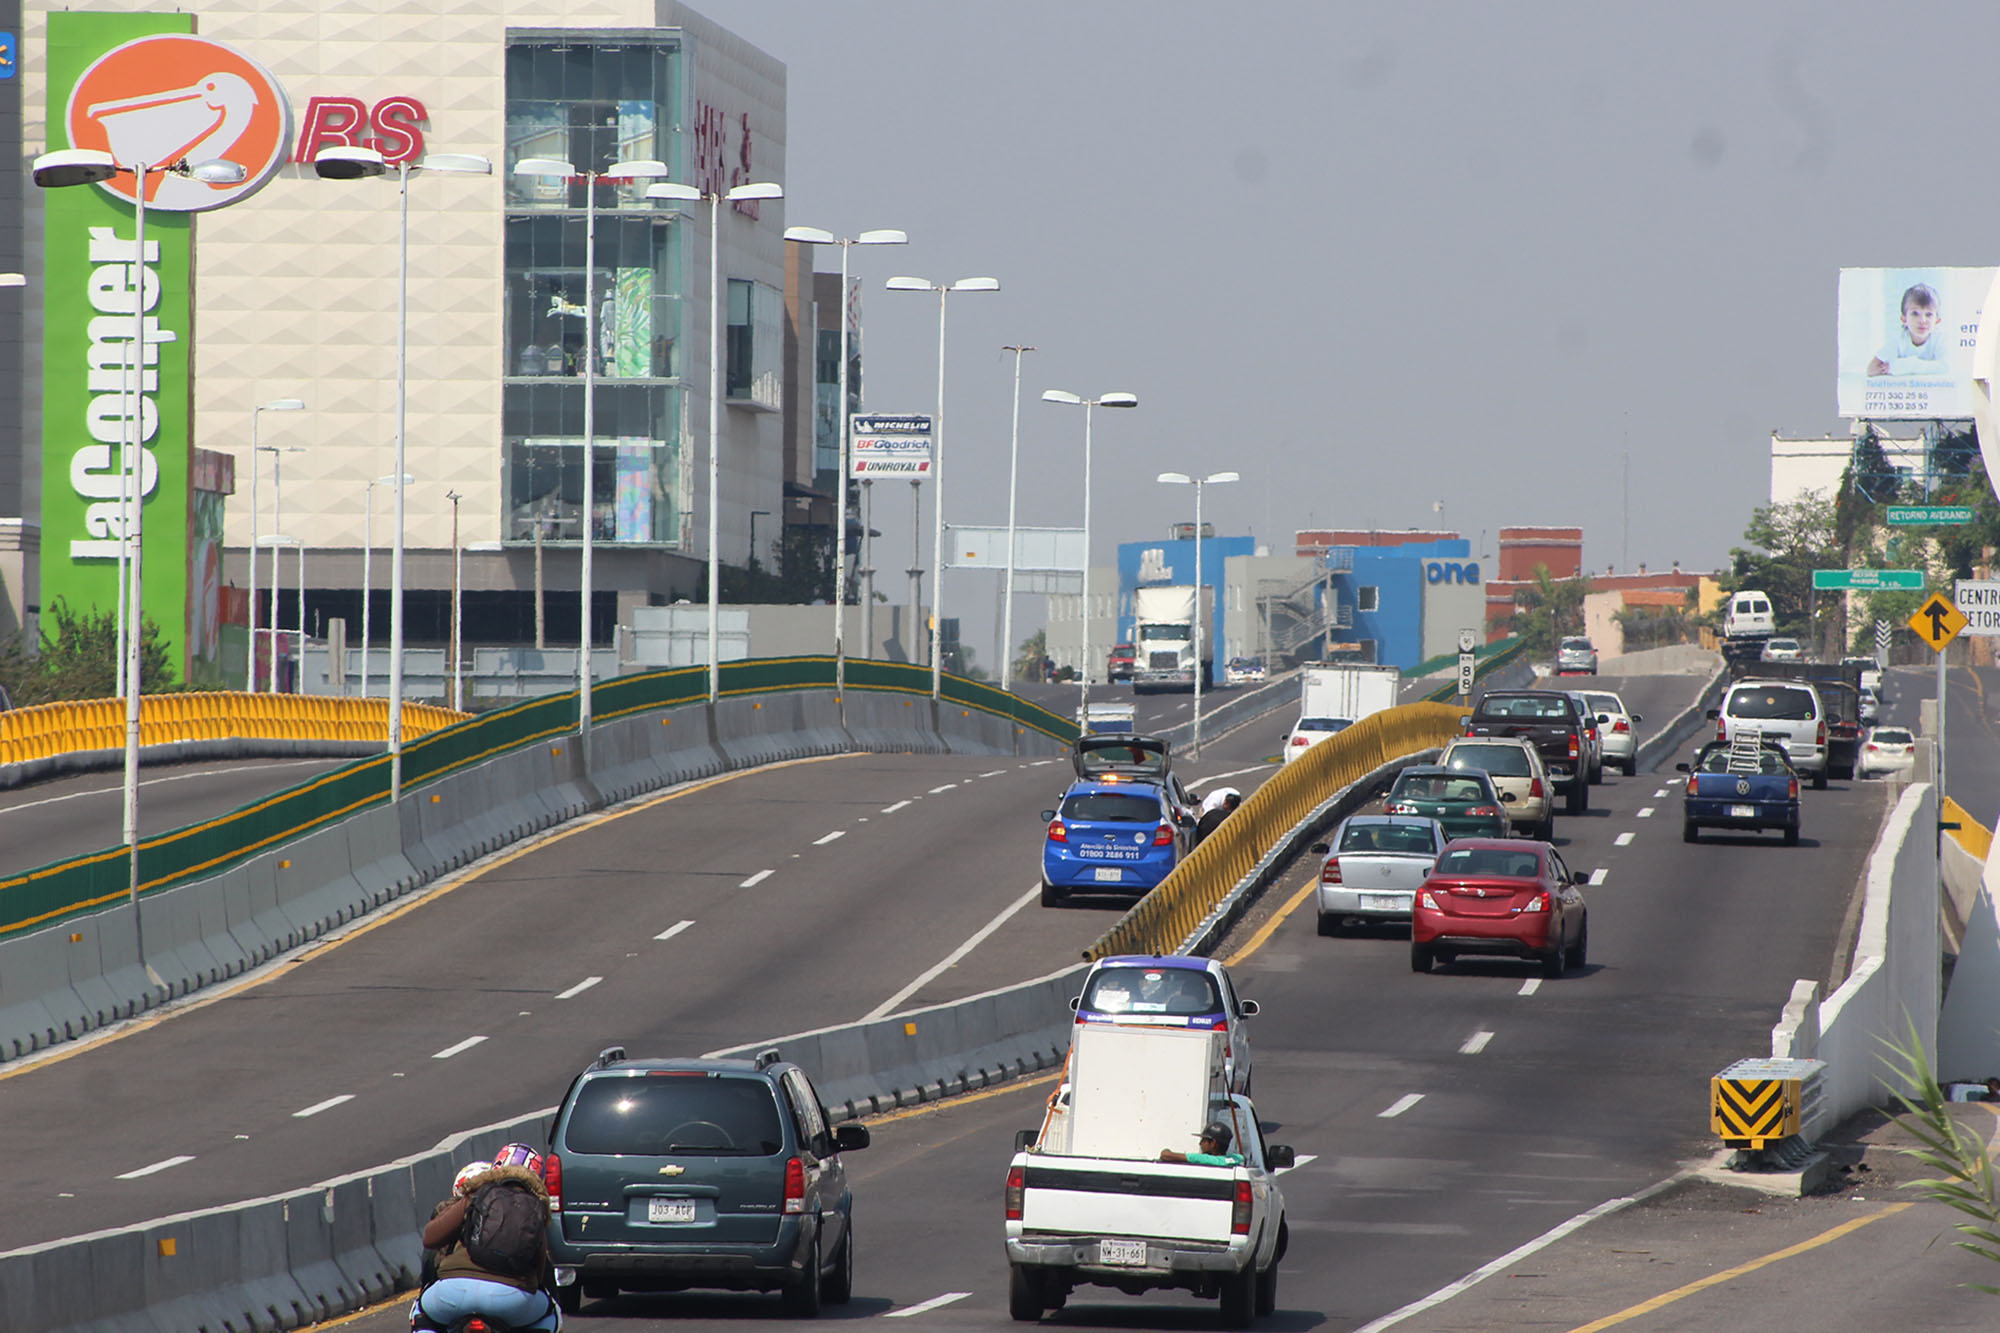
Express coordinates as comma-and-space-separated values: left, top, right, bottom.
1042, 390, 1138, 721
314, 145, 491, 799
1158, 469, 1240, 757
782, 225, 908, 700
247, 399, 306, 691
514, 157, 671, 755
646, 178, 785, 702
887, 276, 1000, 698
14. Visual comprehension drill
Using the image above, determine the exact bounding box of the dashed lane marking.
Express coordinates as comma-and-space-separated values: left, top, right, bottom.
928, 784, 958, 794
1636, 806, 1655, 818
1653, 788, 1669, 798
116, 1155, 194, 1180
556, 977, 602, 1001
294, 1094, 355, 1119
1379, 1094, 1424, 1119
432, 1036, 487, 1060
814, 830, 846, 845
1459, 1030, 1495, 1055
1614, 832, 1634, 846
1589, 868, 1609, 886
1519, 979, 1541, 996
979, 769, 1007, 779
739, 869, 775, 888
654, 920, 695, 941
886, 1293, 972, 1318
882, 800, 911, 814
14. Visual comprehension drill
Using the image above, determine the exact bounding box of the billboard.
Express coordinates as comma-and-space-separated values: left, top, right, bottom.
42, 14, 292, 674
850, 414, 932, 477
1837, 266, 1992, 419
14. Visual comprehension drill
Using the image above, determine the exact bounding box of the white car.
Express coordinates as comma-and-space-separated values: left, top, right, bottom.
1724, 590, 1777, 640
1858, 688, 1881, 725
1760, 637, 1804, 662
1225, 656, 1268, 686
1284, 715, 1352, 762
1576, 689, 1642, 776
1859, 726, 1917, 779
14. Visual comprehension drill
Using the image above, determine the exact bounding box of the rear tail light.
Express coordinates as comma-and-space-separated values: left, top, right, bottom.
1567, 735, 1579, 759
1385, 801, 1417, 815
1231, 1180, 1253, 1235
1789, 779, 1799, 798
1467, 806, 1499, 817
1291, 736, 1310, 747
464, 1322, 492, 1333
1419, 889, 1440, 910
1047, 819, 1067, 843
1529, 778, 1545, 799
1717, 721, 1728, 743
544, 1153, 563, 1213
1686, 774, 1699, 795
1322, 858, 1343, 885
1864, 742, 1879, 752
1613, 719, 1631, 733
1154, 822, 1175, 846
1817, 720, 1827, 747
1005, 1165, 1025, 1220
783, 1157, 807, 1214
1520, 891, 1550, 913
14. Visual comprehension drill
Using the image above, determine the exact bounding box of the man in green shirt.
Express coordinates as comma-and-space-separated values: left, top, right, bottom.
1160, 1120, 1245, 1167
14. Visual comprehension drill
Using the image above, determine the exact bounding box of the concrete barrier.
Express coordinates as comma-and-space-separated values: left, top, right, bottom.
1633, 655, 1728, 774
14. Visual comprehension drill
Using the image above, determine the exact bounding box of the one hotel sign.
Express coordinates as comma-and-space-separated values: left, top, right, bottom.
41, 13, 289, 672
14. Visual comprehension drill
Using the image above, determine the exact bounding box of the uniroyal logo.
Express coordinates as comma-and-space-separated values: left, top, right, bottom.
65, 33, 292, 212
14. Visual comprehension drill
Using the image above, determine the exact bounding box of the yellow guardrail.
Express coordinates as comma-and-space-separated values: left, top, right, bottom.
1942, 796, 1992, 861
0, 693, 467, 765
1085, 701, 1468, 959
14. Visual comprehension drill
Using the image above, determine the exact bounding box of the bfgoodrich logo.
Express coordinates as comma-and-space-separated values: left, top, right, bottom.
65, 33, 291, 212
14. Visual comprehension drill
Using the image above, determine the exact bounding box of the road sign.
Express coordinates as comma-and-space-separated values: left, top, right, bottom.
1457, 653, 1476, 697
1908, 593, 1967, 652
1954, 580, 2000, 637
1812, 568, 1924, 591
1886, 505, 1974, 525
1875, 619, 1891, 660
1457, 628, 1478, 654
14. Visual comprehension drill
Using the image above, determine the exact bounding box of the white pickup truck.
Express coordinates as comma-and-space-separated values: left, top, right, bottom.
1002, 1025, 1293, 1326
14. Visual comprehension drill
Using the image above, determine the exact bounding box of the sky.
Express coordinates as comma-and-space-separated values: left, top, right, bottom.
700, 0, 2000, 667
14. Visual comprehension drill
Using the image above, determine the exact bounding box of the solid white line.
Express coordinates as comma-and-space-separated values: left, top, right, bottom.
740, 869, 775, 888
116, 1155, 195, 1180
1459, 1030, 1495, 1055
432, 1036, 487, 1060
866, 882, 1042, 1020
1195, 762, 1276, 785
556, 977, 603, 1001
0, 761, 325, 819
1378, 1093, 1424, 1119
928, 783, 958, 794
654, 919, 695, 941
1614, 831, 1634, 846
1518, 978, 1542, 997
293, 1094, 355, 1119
886, 1292, 972, 1319
814, 830, 846, 845
979, 769, 1007, 779
1275, 1152, 1318, 1176
1636, 806, 1655, 818
1589, 868, 1609, 886
881, 800, 911, 814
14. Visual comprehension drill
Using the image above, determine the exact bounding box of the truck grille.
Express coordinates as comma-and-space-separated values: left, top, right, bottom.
1147, 651, 1181, 670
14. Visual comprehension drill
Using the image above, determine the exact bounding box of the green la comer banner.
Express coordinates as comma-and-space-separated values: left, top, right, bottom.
41, 12, 292, 678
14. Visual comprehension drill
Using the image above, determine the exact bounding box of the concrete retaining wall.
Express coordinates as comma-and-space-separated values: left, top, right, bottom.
1632, 655, 1727, 774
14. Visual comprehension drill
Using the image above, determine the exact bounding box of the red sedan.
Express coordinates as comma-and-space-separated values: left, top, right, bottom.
1411, 838, 1589, 978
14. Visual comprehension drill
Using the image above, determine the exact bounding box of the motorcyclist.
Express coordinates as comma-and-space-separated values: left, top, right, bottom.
411, 1144, 560, 1332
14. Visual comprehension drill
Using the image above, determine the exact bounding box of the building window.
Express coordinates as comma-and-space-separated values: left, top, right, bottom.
1357, 585, 1380, 612
727, 278, 782, 409
502, 383, 689, 547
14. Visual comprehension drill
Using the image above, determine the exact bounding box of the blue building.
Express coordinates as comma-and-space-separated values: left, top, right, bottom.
1116, 535, 1257, 648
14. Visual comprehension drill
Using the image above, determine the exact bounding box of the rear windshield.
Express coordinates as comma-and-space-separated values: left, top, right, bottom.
1077, 741, 1165, 776
1081, 966, 1223, 1016
1446, 744, 1531, 777
1062, 792, 1161, 823
1561, 638, 1592, 650
1583, 694, 1621, 714
1696, 747, 1792, 776
1298, 717, 1352, 733
1872, 729, 1914, 744
1477, 695, 1572, 720
1436, 846, 1543, 878
1392, 772, 1492, 801
1339, 822, 1438, 854
1728, 686, 1817, 720
562, 1074, 785, 1157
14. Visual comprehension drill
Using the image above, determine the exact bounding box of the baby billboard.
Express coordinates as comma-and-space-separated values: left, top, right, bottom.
1837, 266, 1992, 419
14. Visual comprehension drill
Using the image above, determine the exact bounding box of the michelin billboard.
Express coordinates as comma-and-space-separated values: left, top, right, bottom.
1837, 266, 1992, 420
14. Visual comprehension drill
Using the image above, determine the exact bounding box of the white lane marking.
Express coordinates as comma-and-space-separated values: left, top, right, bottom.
1029, 759, 1055, 767
1459, 1030, 1495, 1055
866, 881, 1042, 1020
0, 761, 326, 818
1195, 763, 1277, 785
1653, 788, 1669, 798
654, 919, 695, 941
740, 869, 775, 888
293, 1094, 355, 1119
814, 830, 846, 845
1636, 806, 1655, 818
979, 769, 1007, 779
1379, 1094, 1424, 1119
1589, 868, 1609, 886
928, 783, 958, 794
1518, 978, 1541, 997
1614, 832, 1634, 846
117, 1155, 195, 1180
881, 800, 911, 814
1275, 1153, 1319, 1176
887, 1293, 972, 1319
556, 977, 603, 1001
432, 1036, 487, 1060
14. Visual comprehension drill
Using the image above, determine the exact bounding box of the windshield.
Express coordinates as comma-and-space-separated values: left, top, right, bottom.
1561, 638, 1592, 651
1062, 792, 1161, 823
1298, 717, 1352, 734
1479, 694, 1572, 720
1728, 686, 1817, 720
1139, 623, 1191, 642
562, 1074, 785, 1157
1393, 772, 1490, 802
1584, 693, 1621, 714
1339, 822, 1438, 853
1446, 744, 1531, 777
1435, 846, 1543, 878
1871, 729, 1913, 744
1697, 746, 1792, 776
1081, 966, 1223, 1016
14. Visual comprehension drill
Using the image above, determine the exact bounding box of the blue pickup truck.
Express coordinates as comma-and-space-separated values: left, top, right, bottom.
1677, 737, 1800, 845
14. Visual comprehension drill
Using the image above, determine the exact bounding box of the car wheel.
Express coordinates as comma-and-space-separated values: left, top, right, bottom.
1538, 817, 1557, 841
555, 1282, 583, 1316
1411, 943, 1434, 974
1812, 770, 1828, 791
1254, 1257, 1279, 1317
1566, 917, 1588, 969
1784, 825, 1800, 846
824, 1219, 854, 1305
1622, 756, 1637, 777
1541, 937, 1567, 979
1008, 1264, 1046, 1322
1039, 880, 1065, 908
782, 1237, 823, 1316
1316, 912, 1342, 938
1589, 761, 1603, 786
1683, 820, 1698, 843
1220, 1266, 1256, 1329
1566, 783, 1586, 815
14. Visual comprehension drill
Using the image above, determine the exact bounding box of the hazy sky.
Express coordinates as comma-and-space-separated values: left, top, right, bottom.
704, 0, 1998, 662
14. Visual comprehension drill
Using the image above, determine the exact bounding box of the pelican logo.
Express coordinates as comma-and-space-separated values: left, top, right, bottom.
65, 34, 291, 212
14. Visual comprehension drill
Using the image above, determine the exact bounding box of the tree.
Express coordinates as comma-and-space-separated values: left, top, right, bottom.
1727, 493, 1840, 637
1014, 629, 1048, 683
1612, 585, 1700, 652
0, 600, 180, 705
1499, 565, 1591, 659
1884, 1029, 2000, 1295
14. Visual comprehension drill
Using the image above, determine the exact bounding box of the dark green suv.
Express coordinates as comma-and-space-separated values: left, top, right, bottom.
543, 1047, 870, 1315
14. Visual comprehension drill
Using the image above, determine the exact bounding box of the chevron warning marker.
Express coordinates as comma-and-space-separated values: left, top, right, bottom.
1712, 1074, 1802, 1149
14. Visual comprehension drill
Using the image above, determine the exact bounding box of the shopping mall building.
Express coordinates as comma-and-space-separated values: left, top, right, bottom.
3, 1, 841, 686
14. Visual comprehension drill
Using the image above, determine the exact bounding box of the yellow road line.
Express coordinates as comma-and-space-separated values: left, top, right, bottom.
1564, 1202, 1913, 1332
1224, 877, 1318, 968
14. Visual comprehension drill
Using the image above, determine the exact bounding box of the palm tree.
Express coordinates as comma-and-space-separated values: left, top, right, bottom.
1500, 565, 1592, 659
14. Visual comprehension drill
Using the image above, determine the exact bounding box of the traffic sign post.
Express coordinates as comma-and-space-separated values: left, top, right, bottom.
1812, 568, 1925, 591
1909, 591, 1964, 813
1457, 629, 1477, 702
1954, 580, 2000, 637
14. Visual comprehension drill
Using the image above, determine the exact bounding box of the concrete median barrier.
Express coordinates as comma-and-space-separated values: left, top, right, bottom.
0, 927, 72, 1057
1633, 653, 1727, 774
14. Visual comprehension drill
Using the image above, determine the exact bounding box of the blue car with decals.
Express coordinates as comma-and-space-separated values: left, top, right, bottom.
1678, 737, 1801, 845
1040, 778, 1191, 907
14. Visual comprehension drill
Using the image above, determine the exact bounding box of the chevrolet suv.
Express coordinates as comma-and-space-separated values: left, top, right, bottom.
1710, 679, 1828, 790
543, 1047, 870, 1315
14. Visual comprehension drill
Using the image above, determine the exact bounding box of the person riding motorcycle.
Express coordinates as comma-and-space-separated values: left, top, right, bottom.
411, 1144, 560, 1332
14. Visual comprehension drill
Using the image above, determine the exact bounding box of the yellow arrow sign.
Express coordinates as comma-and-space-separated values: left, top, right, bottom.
1909, 592, 1967, 651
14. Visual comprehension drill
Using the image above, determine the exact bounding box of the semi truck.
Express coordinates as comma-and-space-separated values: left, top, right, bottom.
1131, 585, 1214, 694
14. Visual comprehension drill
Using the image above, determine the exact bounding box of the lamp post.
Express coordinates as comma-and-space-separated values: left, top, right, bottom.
1157, 469, 1240, 757
513, 157, 671, 756
1042, 390, 1138, 722
886, 276, 1000, 698
247, 398, 306, 691
32, 148, 247, 917
781, 226, 908, 697
361, 472, 412, 697
256, 443, 305, 691
748, 510, 771, 572
999, 345, 1035, 692
446, 489, 464, 711
646, 179, 785, 702
315, 146, 491, 799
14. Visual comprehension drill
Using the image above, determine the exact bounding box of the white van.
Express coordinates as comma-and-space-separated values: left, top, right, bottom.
1710, 679, 1828, 788
1723, 590, 1776, 640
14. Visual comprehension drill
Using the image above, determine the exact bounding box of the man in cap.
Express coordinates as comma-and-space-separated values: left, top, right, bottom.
1160, 1120, 1246, 1166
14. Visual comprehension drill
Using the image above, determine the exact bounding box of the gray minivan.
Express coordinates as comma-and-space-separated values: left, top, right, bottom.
1711, 679, 1828, 789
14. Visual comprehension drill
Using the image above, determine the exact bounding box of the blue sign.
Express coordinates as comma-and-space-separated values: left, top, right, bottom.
1424, 560, 1481, 585
0, 32, 16, 80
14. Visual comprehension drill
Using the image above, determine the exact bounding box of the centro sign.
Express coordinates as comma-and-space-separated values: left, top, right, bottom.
1425, 560, 1481, 585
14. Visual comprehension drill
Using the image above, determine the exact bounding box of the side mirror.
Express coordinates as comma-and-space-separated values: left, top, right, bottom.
1574, 870, 1591, 885
1178, 813, 1196, 828
1675, 762, 1691, 772
1632, 714, 1643, 723
1040, 809, 1057, 823
1014, 1129, 1039, 1152
1069, 996, 1082, 1011
1239, 999, 1260, 1017
1308, 841, 1330, 855
1267, 1144, 1297, 1169
1705, 708, 1720, 721
1458, 715, 1472, 727
834, 1123, 871, 1152
1500, 791, 1517, 803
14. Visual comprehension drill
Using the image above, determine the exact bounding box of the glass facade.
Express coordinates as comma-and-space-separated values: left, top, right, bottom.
726, 277, 783, 410
502, 33, 690, 547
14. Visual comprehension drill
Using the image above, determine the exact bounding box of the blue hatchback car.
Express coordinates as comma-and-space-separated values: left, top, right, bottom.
1040, 779, 1190, 906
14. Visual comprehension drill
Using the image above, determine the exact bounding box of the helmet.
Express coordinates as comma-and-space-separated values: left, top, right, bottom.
1199, 1121, 1233, 1152
453, 1161, 495, 1196
493, 1142, 544, 1174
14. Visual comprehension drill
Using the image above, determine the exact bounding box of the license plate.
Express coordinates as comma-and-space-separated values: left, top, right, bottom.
1099, 1238, 1147, 1266
1361, 893, 1403, 910
648, 1198, 696, 1224
1728, 804, 1757, 818
1094, 867, 1124, 882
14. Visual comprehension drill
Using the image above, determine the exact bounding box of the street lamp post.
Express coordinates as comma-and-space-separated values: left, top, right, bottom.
999, 345, 1035, 692
646, 179, 785, 702
1157, 470, 1240, 757
514, 157, 671, 758
315, 146, 492, 799
886, 276, 1000, 698
361, 472, 412, 697
446, 489, 464, 711
257, 443, 305, 691
781, 225, 908, 700
247, 398, 306, 691
1042, 390, 1138, 723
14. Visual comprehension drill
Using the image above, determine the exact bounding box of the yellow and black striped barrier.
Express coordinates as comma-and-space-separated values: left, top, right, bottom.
1711, 1057, 1823, 1150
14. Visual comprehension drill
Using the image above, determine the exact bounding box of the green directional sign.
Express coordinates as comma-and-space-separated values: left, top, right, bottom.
1886, 505, 1975, 526
1812, 569, 1925, 591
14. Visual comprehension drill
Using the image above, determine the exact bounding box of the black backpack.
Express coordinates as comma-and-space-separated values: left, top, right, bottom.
461, 1180, 548, 1279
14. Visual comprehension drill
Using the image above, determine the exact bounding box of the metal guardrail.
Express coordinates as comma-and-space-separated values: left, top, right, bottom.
0, 693, 466, 763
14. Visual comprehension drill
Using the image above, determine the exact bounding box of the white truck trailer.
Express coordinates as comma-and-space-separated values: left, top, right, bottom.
1131, 585, 1214, 694
1299, 662, 1401, 725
